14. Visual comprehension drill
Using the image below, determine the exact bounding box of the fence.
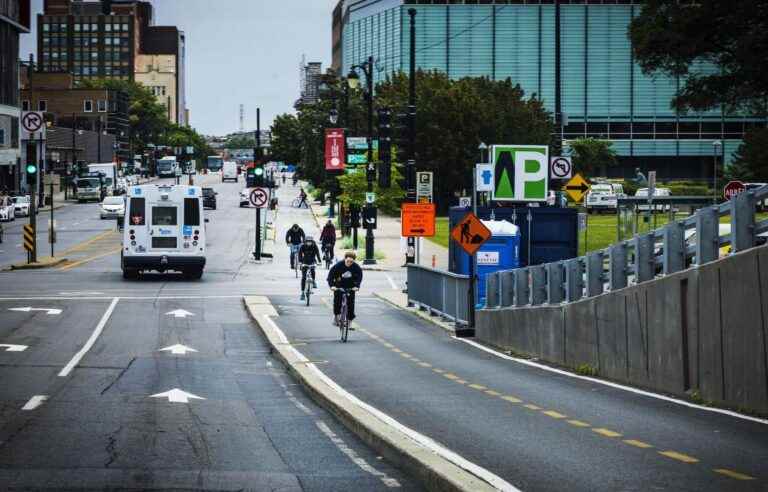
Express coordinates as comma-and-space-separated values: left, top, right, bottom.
485, 186, 768, 308
406, 264, 470, 326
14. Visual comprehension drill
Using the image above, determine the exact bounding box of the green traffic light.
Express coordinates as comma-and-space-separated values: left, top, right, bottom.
255, 167, 264, 176
26, 164, 37, 174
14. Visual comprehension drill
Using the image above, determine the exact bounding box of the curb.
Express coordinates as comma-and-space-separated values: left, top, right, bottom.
373, 291, 459, 336
9, 257, 68, 270
243, 296, 500, 492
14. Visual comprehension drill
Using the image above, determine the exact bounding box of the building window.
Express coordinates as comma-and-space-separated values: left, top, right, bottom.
98, 100, 107, 112
22, 100, 30, 111
0, 129, 5, 146
38, 100, 47, 112
42, 23, 49, 32
84, 100, 94, 112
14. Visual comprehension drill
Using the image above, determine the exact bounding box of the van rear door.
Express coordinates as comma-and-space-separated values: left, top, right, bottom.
150, 203, 180, 251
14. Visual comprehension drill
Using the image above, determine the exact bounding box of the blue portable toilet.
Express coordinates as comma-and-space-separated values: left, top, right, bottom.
456, 220, 520, 304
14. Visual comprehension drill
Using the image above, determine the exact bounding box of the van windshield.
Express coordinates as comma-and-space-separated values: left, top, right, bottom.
77, 178, 100, 189
152, 207, 177, 225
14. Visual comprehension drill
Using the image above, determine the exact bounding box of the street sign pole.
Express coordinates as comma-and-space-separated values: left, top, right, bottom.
254, 206, 261, 261
29, 140, 38, 264
469, 170, 477, 329
50, 179, 54, 258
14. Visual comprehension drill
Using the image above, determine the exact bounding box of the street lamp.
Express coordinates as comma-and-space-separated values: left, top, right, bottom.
329, 108, 339, 125
478, 141, 488, 164
713, 140, 722, 204
348, 56, 376, 265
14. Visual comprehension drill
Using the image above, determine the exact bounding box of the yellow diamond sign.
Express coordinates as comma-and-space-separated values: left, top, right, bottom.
563, 174, 590, 203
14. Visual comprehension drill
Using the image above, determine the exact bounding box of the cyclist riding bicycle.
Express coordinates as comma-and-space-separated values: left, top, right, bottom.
297, 189, 309, 209
285, 223, 305, 269
328, 251, 363, 326
320, 219, 336, 262
298, 235, 322, 300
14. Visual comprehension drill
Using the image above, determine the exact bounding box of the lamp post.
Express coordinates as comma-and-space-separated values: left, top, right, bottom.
348, 56, 376, 265
713, 140, 722, 204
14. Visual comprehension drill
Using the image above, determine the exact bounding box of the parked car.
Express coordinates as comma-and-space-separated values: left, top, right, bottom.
202, 187, 217, 210
635, 187, 672, 212
585, 183, 625, 214
0, 201, 15, 222
13, 195, 31, 217
100, 196, 125, 220
239, 188, 251, 208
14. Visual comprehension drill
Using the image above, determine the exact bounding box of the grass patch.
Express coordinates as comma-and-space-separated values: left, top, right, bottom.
339, 236, 386, 260
575, 364, 598, 377
426, 217, 450, 248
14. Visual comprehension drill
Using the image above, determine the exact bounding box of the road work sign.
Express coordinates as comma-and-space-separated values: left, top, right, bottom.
451, 212, 491, 256
491, 145, 549, 202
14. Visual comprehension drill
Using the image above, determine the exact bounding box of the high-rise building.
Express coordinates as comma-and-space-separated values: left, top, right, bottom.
38, 0, 153, 83
298, 61, 323, 106
0, 0, 31, 190
335, 0, 767, 179
135, 26, 187, 125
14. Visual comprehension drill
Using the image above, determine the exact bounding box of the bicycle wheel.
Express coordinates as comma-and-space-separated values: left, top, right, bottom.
340, 295, 349, 343
305, 283, 311, 306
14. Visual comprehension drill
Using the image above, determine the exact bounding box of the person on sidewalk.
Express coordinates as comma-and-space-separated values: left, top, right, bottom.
297, 189, 309, 209
328, 251, 363, 326
320, 220, 336, 262
285, 224, 305, 269
298, 235, 322, 300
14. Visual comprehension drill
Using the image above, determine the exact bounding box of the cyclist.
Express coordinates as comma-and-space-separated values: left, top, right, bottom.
285, 223, 305, 269
320, 220, 336, 263
297, 188, 309, 209
298, 235, 322, 300
328, 251, 363, 326
292, 174, 299, 186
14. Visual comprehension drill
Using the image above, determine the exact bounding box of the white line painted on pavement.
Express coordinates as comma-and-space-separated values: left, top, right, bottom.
0, 296, 242, 301
455, 337, 768, 426
285, 390, 313, 415
58, 297, 119, 377
385, 274, 398, 290
261, 315, 519, 492
22, 395, 48, 410
316, 420, 401, 488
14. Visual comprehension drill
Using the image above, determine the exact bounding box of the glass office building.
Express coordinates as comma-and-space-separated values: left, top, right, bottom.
336, 0, 767, 179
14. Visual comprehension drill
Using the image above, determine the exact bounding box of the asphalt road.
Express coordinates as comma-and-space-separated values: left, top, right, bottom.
0, 173, 416, 490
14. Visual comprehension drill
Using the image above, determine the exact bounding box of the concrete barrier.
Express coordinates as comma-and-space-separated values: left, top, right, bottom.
476, 245, 768, 415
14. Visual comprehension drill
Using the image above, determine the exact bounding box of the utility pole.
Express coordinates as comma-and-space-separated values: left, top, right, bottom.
405, 8, 418, 264
364, 56, 376, 265
253, 107, 262, 261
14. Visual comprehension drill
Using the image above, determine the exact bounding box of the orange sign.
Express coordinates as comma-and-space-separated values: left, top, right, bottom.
401, 203, 436, 237
451, 212, 492, 255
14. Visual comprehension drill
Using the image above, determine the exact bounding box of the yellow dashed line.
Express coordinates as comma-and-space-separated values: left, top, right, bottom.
485, 390, 501, 396
542, 410, 567, 419
418, 362, 432, 368
623, 439, 653, 449
659, 451, 699, 464
455, 379, 467, 384
468, 384, 487, 391
592, 428, 622, 438
502, 396, 522, 403
523, 404, 541, 410
433, 368, 445, 374
411, 358, 421, 363
383, 342, 394, 348
443, 373, 459, 380
391, 348, 402, 353
713, 469, 755, 481
400, 353, 412, 359
567, 420, 591, 428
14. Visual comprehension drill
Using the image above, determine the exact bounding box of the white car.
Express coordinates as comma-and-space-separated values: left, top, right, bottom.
239, 188, 251, 208
13, 195, 31, 217
585, 183, 625, 213
0, 202, 15, 222
635, 187, 672, 212
100, 196, 125, 220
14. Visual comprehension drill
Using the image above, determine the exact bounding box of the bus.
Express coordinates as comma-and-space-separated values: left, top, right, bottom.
207, 155, 224, 172
157, 156, 178, 178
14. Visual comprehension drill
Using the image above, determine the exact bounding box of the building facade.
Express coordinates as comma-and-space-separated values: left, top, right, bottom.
336, 0, 768, 179
298, 61, 323, 106
0, 0, 30, 190
135, 26, 186, 125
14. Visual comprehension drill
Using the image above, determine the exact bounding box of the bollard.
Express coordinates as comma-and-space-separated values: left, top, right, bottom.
432, 254, 436, 268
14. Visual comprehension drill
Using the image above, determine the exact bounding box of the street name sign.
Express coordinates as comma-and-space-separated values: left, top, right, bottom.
563, 174, 590, 203
401, 203, 436, 237
451, 212, 492, 256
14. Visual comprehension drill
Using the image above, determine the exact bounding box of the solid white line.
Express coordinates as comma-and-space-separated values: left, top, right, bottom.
0, 296, 242, 301
22, 395, 48, 410
385, 274, 398, 290
261, 315, 518, 492
316, 420, 401, 488
58, 297, 119, 377
455, 337, 768, 426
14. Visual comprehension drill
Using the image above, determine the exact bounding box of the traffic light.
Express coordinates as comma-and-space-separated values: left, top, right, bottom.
247, 163, 265, 187
26, 163, 38, 186
378, 107, 392, 188
393, 110, 410, 165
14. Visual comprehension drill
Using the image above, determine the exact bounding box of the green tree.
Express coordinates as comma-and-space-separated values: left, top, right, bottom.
270, 113, 302, 165
727, 128, 768, 181
337, 165, 405, 215
224, 135, 256, 149
629, 1, 768, 114
567, 138, 618, 177
164, 124, 214, 169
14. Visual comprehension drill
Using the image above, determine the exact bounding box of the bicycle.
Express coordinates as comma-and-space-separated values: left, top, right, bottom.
301, 264, 316, 306
334, 288, 353, 342
322, 243, 334, 269
289, 244, 301, 276
291, 198, 309, 209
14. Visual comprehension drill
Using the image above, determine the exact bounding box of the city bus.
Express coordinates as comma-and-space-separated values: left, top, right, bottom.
207, 155, 224, 172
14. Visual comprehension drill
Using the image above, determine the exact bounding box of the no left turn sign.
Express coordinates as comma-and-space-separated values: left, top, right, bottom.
249, 188, 269, 208
550, 156, 573, 180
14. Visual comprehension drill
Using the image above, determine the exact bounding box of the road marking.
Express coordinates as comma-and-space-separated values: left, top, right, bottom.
659, 451, 699, 463
391, 348, 402, 353
592, 428, 622, 438
385, 274, 398, 290
623, 439, 653, 449
165, 309, 195, 318
485, 390, 501, 396
383, 342, 394, 348
159, 344, 198, 356
443, 373, 459, 380
22, 395, 48, 410
0, 344, 28, 352
455, 337, 768, 425
713, 469, 755, 480
9, 307, 61, 315
432, 368, 445, 374
455, 379, 467, 384
284, 391, 313, 415
58, 297, 119, 377
567, 420, 591, 428
150, 388, 205, 404
418, 362, 431, 368
502, 396, 522, 403
316, 421, 401, 488
468, 384, 487, 391
523, 404, 541, 410
542, 410, 567, 419
399, 353, 412, 359
260, 315, 520, 492
58, 246, 122, 271
0, 296, 243, 301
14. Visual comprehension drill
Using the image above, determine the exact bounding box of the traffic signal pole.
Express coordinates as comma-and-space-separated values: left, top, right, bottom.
406, 8, 417, 265
253, 108, 262, 261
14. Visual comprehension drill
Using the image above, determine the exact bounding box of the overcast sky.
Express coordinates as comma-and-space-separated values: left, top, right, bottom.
20, 0, 334, 136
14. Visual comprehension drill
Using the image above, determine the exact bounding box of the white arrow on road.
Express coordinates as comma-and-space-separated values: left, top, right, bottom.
9, 307, 62, 315
159, 344, 198, 356
0, 344, 28, 352
165, 309, 195, 318
150, 388, 205, 404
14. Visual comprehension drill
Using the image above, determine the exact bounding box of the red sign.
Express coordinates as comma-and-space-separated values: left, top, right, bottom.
402, 203, 436, 237
724, 181, 746, 201
325, 128, 346, 171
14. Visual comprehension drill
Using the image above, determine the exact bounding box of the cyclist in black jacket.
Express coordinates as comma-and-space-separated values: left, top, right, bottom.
327, 251, 363, 325
298, 236, 321, 300
285, 224, 305, 269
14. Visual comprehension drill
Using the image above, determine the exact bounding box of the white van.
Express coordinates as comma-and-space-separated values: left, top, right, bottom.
157, 157, 178, 178
122, 184, 206, 280
585, 183, 625, 213
222, 161, 238, 182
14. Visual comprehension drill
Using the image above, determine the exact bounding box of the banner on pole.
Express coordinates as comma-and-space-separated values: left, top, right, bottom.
325, 128, 345, 171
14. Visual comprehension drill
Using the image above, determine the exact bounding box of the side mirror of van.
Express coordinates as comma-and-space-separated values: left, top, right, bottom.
204, 218, 210, 223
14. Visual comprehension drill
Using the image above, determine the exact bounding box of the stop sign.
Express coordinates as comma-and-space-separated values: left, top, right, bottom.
724, 181, 746, 201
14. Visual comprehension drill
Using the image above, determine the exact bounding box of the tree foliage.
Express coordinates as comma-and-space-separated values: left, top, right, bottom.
567, 138, 618, 177
727, 128, 768, 182
337, 166, 405, 215
270, 114, 302, 165
629, 1, 768, 114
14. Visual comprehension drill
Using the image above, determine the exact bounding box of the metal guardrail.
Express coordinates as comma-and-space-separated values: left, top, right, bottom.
486, 186, 768, 308
406, 264, 470, 325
